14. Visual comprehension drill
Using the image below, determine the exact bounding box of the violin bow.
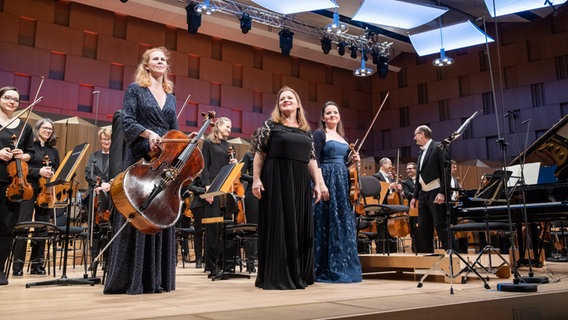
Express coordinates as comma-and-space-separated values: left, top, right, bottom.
355, 91, 390, 153
176, 93, 191, 120
14, 76, 45, 147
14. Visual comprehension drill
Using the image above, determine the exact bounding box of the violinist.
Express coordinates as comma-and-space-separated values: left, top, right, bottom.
372, 157, 402, 253
104, 47, 178, 295
13, 118, 60, 277
201, 117, 237, 275
0, 86, 34, 286
312, 101, 361, 283
84, 127, 111, 272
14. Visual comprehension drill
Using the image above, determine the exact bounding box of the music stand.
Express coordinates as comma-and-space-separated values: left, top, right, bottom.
200, 162, 250, 281
26, 143, 100, 288
458, 170, 516, 283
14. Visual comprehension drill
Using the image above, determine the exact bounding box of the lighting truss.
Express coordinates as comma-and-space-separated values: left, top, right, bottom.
191, 0, 393, 59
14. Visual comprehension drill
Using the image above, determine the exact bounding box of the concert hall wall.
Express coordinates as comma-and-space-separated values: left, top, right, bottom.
0, 0, 568, 170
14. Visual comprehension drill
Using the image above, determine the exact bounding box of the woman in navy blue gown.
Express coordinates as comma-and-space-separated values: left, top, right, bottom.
104, 47, 178, 294
313, 101, 362, 283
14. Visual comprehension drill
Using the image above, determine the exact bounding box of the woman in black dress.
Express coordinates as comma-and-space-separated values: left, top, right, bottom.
0, 86, 34, 285
252, 86, 327, 290
104, 47, 178, 294
200, 117, 237, 274
12, 118, 60, 276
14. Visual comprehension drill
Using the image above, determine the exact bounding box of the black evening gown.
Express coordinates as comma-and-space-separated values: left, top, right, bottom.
104, 83, 178, 294
254, 121, 315, 290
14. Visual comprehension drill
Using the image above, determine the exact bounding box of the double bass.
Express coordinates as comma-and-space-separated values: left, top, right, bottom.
110, 111, 215, 234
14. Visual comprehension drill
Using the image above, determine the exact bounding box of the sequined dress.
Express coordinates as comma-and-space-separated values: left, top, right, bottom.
313, 135, 362, 283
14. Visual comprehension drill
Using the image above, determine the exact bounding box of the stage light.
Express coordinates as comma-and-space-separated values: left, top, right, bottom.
324, 4, 348, 35
349, 45, 358, 59
433, 48, 454, 66
186, 3, 202, 34
377, 55, 389, 79
195, 0, 217, 15
120, 0, 128, 3
279, 28, 294, 56
240, 13, 252, 34
337, 41, 346, 56
353, 47, 373, 77
321, 37, 331, 54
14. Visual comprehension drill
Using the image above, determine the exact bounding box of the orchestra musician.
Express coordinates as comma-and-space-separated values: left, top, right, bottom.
312, 101, 361, 283
0, 86, 34, 286
409, 125, 452, 253
184, 176, 206, 269
12, 118, 60, 277
201, 117, 238, 275
239, 129, 260, 273
401, 162, 420, 253
104, 47, 178, 294
373, 157, 402, 253
251, 86, 326, 290
84, 127, 111, 270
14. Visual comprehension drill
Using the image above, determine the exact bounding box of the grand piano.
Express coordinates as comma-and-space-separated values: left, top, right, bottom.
456, 114, 568, 264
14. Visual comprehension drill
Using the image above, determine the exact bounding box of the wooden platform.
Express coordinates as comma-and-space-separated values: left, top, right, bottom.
1, 259, 567, 320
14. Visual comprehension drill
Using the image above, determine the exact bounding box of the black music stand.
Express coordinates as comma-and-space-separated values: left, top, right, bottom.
26, 143, 100, 288
417, 112, 491, 294
200, 163, 250, 281
456, 170, 516, 284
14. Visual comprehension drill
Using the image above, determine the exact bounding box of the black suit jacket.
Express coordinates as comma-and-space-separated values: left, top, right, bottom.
414, 140, 450, 198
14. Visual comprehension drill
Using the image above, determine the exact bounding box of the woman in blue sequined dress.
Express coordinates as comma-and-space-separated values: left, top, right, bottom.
313, 101, 362, 283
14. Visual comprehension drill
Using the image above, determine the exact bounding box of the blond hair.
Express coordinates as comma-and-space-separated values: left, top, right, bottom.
134, 47, 174, 93
270, 86, 310, 132
208, 117, 231, 144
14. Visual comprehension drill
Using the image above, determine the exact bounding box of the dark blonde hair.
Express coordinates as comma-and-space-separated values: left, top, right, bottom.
208, 117, 231, 144
134, 47, 174, 93
270, 86, 310, 131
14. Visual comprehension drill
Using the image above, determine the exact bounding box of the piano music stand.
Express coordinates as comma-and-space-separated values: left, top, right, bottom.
200, 163, 250, 281
454, 170, 516, 284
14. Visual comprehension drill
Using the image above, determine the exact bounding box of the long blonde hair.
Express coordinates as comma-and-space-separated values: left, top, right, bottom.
208, 117, 231, 144
134, 47, 174, 93
270, 86, 310, 131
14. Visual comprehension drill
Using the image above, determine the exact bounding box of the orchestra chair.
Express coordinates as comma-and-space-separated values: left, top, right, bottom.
450, 216, 515, 283
54, 213, 89, 273
225, 222, 257, 273
175, 225, 195, 268
356, 176, 409, 255
5, 221, 60, 279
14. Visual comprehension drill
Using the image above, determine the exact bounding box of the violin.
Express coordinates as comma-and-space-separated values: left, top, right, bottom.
6, 134, 34, 203
183, 192, 193, 218
348, 143, 365, 215
93, 176, 111, 225
228, 146, 246, 224
36, 155, 53, 208
110, 111, 215, 234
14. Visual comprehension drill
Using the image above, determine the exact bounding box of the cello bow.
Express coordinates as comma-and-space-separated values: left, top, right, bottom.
176, 94, 191, 120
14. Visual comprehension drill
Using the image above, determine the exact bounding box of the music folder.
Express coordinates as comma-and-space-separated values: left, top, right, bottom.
200, 162, 244, 199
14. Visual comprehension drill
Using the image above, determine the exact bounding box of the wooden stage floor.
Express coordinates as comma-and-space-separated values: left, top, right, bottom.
2, 254, 568, 320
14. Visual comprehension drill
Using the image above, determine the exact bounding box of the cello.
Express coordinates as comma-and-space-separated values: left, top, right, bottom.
110, 111, 215, 234
387, 150, 410, 238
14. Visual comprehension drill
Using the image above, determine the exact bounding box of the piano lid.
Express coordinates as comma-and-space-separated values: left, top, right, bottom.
509, 114, 568, 180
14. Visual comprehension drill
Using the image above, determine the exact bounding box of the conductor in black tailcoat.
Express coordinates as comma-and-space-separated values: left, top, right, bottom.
409, 125, 451, 253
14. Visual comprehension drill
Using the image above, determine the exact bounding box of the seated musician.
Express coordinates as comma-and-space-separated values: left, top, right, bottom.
372, 157, 402, 253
